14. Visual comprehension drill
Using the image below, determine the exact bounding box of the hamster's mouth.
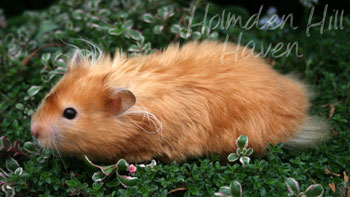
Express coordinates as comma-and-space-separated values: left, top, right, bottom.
35, 128, 62, 151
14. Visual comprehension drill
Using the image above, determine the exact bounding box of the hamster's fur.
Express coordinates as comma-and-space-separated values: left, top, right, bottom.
31, 41, 329, 163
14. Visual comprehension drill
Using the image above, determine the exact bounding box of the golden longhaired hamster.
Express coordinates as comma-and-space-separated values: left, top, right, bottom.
30, 41, 329, 163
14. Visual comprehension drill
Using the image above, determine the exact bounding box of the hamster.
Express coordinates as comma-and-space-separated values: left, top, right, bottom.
30, 41, 329, 163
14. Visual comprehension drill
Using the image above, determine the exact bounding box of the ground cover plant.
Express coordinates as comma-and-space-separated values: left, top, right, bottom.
0, 0, 349, 196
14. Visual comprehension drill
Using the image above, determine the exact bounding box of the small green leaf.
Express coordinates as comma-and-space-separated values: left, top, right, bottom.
140, 159, 157, 169
101, 165, 116, 176
6, 157, 19, 172
153, 25, 164, 34
180, 31, 190, 39
108, 27, 125, 36
14, 167, 23, 176
41, 53, 51, 64
277, 142, 284, 149
72, 10, 84, 20
84, 155, 106, 170
27, 86, 42, 97
149, 159, 157, 168
127, 30, 143, 41
227, 153, 239, 162
285, 178, 300, 195
23, 142, 37, 153
2, 184, 15, 197
209, 32, 219, 40
246, 148, 254, 156
83, 155, 115, 175
92, 171, 107, 182
240, 148, 247, 155
128, 44, 139, 52
116, 174, 138, 187
26, 109, 34, 116
158, 7, 167, 20
170, 24, 181, 34
55, 59, 67, 68
141, 13, 155, 23
98, 9, 111, 17
230, 181, 242, 197
142, 43, 151, 51
158, 6, 174, 20
192, 31, 201, 39
305, 184, 324, 197
116, 159, 129, 171
218, 186, 232, 196
236, 135, 248, 149
15, 103, 24, 110
27, 40, 37, 51
213, 192, 228, 197
116, 12, 128, 19
88, 23, 104, 30
237, 148, 244, 156
53, 66, 67, 75
239, 156, 250, 166
122, 20, 133, 29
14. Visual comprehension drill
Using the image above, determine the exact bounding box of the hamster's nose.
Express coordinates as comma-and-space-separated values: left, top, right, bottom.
30, 122, 41, 139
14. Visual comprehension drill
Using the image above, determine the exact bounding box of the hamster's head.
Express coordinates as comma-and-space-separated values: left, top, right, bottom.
30, 57, 137, 160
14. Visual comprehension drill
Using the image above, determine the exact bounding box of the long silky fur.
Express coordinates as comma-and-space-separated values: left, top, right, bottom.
31, 40, 330, 163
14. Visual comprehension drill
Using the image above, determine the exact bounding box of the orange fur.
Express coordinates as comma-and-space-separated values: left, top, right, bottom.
31, 41, 327, 163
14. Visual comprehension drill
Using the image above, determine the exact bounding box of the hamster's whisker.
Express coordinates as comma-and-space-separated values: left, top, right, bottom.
126, 109, 163, 137
63, 38, 103, 68
51, 140, 68, 171
135, 124, 157, 134
46, 139, 55, 156
78, 38, 103, 65
134, 105, 163, 133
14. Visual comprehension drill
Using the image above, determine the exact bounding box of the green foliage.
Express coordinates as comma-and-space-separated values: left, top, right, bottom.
214, 180, 242, 197
0, 0, 349, 196
83, 155, 152, 187
285, 177, 324, 197
227, 135, 254, 166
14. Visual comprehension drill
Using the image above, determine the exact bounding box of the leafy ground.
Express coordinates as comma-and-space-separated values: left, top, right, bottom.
0, 0, 349, 196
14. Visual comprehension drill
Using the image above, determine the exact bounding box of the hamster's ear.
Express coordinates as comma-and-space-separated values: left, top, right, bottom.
107, 88, 136, 115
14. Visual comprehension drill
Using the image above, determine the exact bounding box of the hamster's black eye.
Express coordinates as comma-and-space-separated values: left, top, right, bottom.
63, 108, 77, 120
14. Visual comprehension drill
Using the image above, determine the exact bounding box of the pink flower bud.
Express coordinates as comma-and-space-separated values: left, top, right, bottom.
128, 164, 137, 173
